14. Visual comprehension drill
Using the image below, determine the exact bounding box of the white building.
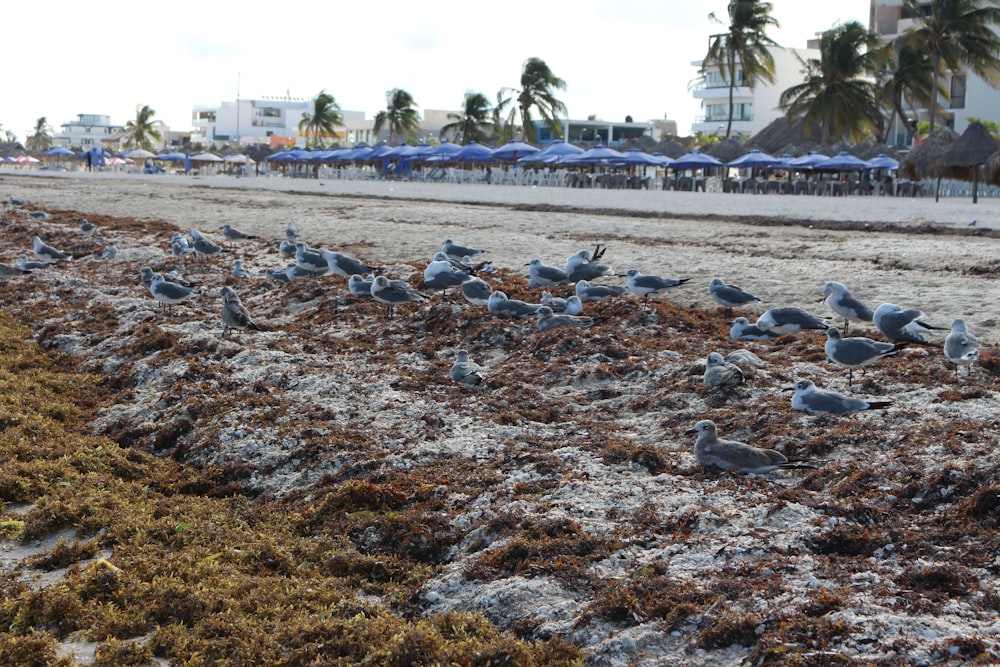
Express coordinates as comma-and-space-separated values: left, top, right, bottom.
53, 114, 125, 150
871, 0, 1000, 140
691, 41, 819, 138
191, 96, 372, 147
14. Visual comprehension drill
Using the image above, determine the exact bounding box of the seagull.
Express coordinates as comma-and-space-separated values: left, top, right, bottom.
8, 197, 25, 207
461, 277, 493, 306
944, 318, 980, 377
708, 278, 760, 314
873, 303, 945, 344
32, 236, 72, 262
232, 259, 250, 279
825, 327, 907, 385
27, 211, 52, 221
278, 240, 297, 257
536, 305, 595, 332
285, 222, 298, 241
220, 224, 257, 241
348, 274, 376, 297
487, 291, 542, 318
139, 266, 196, 288
189, 229, 223, 261
100, 242, 117, 262
170, 232, 196, 261
0, 261, 29, 278
442, 239, 484, 261
149, 273, 199, 311
703, 352, 744, 389
623, 268, 690, 300
783, 379, 892, 416
370, 275, 427, 312
821, 281, 874, 333
729, 317, 780, 341
284, 263, 326, 282
540, 292, 583, 315
421, 252, 470, 291
265, 268, 291, 284
526, 258, 570, 287
450, 349, 484, 386
565, 248, 611, 283
685, 420, 815, 474
322, 249, 377, 278
755, 307, 829, 334
575, 280, 627, 303
79, 219, 96, 233
220, 286, 264, 338
18, 254, 54, 271
294, 242, 329, 274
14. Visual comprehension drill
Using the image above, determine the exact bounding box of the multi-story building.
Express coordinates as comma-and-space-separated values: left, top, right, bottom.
53, 114, 125, 150
690, 41, 819, 139
871, 0, 1000, 140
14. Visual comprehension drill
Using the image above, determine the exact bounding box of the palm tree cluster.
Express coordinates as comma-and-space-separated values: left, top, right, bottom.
298, 90, 344, 148
123, 105, 164, 152
25, 117, 54, 151
371, 57, 568, 146
703, 0, 1000, 145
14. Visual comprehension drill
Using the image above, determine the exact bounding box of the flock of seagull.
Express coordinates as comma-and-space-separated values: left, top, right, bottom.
5, 195, 986, 476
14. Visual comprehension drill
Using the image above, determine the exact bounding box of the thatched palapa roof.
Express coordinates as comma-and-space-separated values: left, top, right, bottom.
704, 138, 747, 163
900, 128, 960, 180
942, 122, 999, 168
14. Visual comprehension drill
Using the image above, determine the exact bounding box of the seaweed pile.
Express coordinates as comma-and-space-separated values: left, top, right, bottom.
1, 205, 999, 665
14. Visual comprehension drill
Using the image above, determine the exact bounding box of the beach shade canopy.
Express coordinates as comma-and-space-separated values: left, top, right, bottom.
427, 141, 462, 157
522, 139, 583, 164
190, 152, 223, 162
491, 140, 538, 161
123, 148, 156, 159
43, 147, 75, 156
864, 154, 899, 170
815, 151, 869, 171
366, 142, 394, 160
669, 149, 724, 171
570, 144, 626, 164
14, 155, 40, 163
617, 148, 667, 166
726, 148, 779, 169
156, 151, 188, 161
379, 143, 411, 159
941, 122, 1000, 203
452, 142, 496, 162
654, 138, 688, 159
900, 127, 960, 180
346, 145, 374, 161
788, 151, 830, 169
223, 154, 253, 164
942, 121, 999, 169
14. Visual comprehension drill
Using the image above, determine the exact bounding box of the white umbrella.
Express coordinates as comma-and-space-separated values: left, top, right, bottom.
191, 153, 223, 162
223, 154, 254, 164
125, 149, 157, 159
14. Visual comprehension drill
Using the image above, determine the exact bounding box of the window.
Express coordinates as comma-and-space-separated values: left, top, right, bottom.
950, 75, 966, 109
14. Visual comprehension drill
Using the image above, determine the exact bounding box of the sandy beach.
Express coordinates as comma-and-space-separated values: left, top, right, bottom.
2, 170, 1000, 665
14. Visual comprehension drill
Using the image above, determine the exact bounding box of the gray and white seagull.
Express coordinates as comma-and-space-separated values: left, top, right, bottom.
784, 379, 892, 416
685, 420, 815, 474
825, 327, 906, 385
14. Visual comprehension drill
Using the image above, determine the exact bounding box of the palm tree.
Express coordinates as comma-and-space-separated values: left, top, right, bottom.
703, 1, 781, 139
493, 89, 517, 143
372, 88, 421, 143
779, 21, 883, 143
902, 0, 1000, 133
298, 90, 344, 147
874, 40, 942, 142
25, 117, 53, 151
501, 57, 567, 144
123, 105, 164, 152
439, 92, 493, 144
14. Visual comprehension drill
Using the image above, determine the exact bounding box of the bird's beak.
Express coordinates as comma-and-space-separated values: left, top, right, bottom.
781, 386, 794, 392
684, 427, 697, 435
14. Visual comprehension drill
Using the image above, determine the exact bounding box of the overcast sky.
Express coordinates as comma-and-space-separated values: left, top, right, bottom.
3, 0, 870, 143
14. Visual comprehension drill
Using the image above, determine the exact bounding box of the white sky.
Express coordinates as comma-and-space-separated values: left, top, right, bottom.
2, 0, 870, 143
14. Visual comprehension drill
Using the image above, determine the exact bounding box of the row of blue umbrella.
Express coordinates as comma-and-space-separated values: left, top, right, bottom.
265, 141, 899, 172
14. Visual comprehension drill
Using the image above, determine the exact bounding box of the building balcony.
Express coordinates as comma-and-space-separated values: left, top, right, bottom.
693, 86, 753, 101
695, 113, 754, 123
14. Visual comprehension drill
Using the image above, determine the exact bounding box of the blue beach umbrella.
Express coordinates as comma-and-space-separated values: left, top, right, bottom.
452, 142, 496, 162
523, 139, 584, 164
43, 147, 75, 156
669, 149, 724, 171
491, 140, 538, 161
865, 153, 899, 170
789, 151, 829, 170
815, 151, 868, 171
726, 149, 779, 169
571, 144, 626, 164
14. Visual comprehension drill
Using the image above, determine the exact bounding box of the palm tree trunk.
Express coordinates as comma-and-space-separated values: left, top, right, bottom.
726, 50, 736, 139
929, 54, 941, 134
